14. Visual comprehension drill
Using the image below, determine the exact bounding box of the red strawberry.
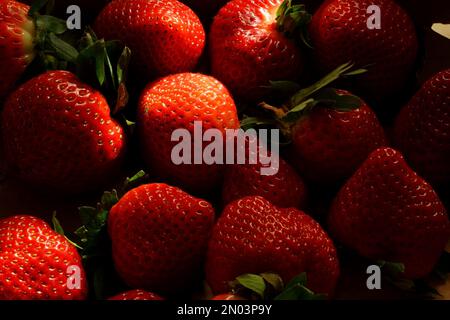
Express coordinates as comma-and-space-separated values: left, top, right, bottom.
309, 0, 418, 99
0, 215, 87, 300
137, 73, 239, 194
328, 147, 450, 279
1, 70, 126, 193
0, 1, 35, 98
108, 289, 163, 300
206, 196, 339, 296
94, 0, 205, 80
394, 69, 450, 191
222, 142, 308, 208
210, 0, 308, 101
108, 183, 215, 294
289, 89, 387, 185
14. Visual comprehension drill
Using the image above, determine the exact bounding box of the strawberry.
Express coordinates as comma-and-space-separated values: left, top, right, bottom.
94, 0, 205, 80
1, 70, 126, 193
210, 0, 309, 101
289, 90, 387, 185
328, 147, 450, 279
0, 215, 87, 300
256, 63, 387, 186
0, 0, 35, 98
309, 0, 418, 99
108, 289, 163, 300
222, 142, 308, 208
394, 69, 450, 191
108, 183, 215, 294
137, 73, 239, 194
206, 196, 340, 296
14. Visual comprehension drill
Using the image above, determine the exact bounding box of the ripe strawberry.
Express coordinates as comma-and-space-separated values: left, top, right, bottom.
290, 89, 387, 185
0, 1, 35, 98
394, 69, 450, 191
1, 70, 126, 193
328, 148, 450, 279
222, 143, 308, 208
309, 0, 418, 99
108, 183, 215, 294
0, 215, 87, 300
137, 73, 239, 194
210, 0, 308, 101
206, 196, 339, 296
108, 289, 163, 300
94, 0, 205, 80
252, 64, 387, 186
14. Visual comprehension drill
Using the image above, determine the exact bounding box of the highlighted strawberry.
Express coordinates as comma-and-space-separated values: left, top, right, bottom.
108, 289, 163, 300
0, 215, 87, 300
94, 0, 205, 80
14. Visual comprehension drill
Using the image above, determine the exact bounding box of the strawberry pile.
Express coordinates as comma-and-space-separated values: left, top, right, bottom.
0, 0, 449, 300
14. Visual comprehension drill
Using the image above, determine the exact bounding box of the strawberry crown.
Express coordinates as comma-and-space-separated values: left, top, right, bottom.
242, 62, 368, 137
276, 0, 312, 47
26, 0, 131, 114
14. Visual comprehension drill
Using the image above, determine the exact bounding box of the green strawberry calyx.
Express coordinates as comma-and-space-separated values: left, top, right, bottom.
276, 0, 312, 47
228, 272, 326, 300
242, 62, 367, 137
27, 0, 131, 114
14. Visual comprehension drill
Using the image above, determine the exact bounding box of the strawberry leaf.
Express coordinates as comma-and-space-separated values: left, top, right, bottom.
274, 273, 326, 300
260, 273, 284, 292
235, 274, 267, 299
289, 62, 366, 107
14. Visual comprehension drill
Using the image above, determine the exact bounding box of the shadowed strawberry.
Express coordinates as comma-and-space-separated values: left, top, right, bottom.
94, 0, 205, 81
108, 183, 215, 294
137, 73, 240, 195
247, 63, 387, 186
328, 147, 450, 279
206, 196, 339, 297
394, 69, 450, 191
210, 0, 310, 101
222, 139, 308, 209
1, 70, 127, 193
309, 0, 418, 99
108, 289, 163, 300
0, 215, 87, 300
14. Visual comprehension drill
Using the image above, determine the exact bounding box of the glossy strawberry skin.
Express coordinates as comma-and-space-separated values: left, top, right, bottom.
94, 0, 205, 80
108, 183, 215, 294
0, 215, 87, 300
222, 149, 308, 209
206, 196, 340, 296
394, 69, 450, 190
290, 92, 387, 185
329, 148, 450, 279
1, 70, 126, 193
108, 289, 163, 300
210, 0, 303, 101
137, 73, 240, 194
0, 0, 35, 98
309, 0, 418, 98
